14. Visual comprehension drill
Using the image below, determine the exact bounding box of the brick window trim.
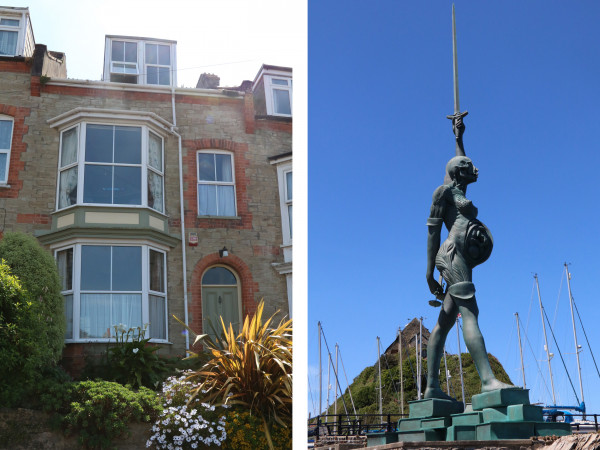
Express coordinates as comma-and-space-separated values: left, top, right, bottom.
188, 252, 259, 344
182, 138, 252, 230
0, 103, 30, 198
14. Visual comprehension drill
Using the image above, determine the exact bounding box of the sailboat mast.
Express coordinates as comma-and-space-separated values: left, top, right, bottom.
515, 312, 526, 389
415, 333, 421, 399
535, 274, 557, 405
334, 343, 339, 418
377, 336, 383, 416
318, 321, 322, 415
398, 327, 404, 415
456, 317, 466, 407
565, 264, 585, 410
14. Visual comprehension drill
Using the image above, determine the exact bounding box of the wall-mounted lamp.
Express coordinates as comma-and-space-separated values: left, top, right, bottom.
219, 247, 229, 257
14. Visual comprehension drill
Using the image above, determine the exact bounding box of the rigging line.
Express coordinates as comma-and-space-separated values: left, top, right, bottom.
318, 324, 350, 418
520, 317, 553, 400
572, 298, 600, 380
504, 316, 516, 372
525, 278, 536, 336
338, 347, 358, 416
542, 306, 580, 404
307, 374, 317, 418
552, 268, 565, 329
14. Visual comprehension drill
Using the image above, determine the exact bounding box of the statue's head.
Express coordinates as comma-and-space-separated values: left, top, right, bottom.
446, 156, 478, 184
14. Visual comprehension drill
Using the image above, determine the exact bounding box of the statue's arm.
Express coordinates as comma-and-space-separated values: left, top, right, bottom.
426, 186, 447, 299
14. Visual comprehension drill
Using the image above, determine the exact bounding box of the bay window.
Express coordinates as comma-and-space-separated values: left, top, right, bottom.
197, 151, 236, 217
57, 243, 167, 341
57, 123, 164, 213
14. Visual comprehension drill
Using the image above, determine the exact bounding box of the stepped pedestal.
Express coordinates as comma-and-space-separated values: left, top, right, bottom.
384, 388, 572, 447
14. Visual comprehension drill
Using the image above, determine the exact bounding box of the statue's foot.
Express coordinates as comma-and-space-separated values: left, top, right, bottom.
424, 387, 457, 402
481, 378, 514, 393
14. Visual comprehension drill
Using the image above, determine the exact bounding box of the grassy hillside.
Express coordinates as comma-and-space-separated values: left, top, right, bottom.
324, 351, 513, 416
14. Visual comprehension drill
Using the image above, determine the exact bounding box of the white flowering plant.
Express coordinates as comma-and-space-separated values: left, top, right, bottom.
146, 372, 228, 449
107, 324, 168, 389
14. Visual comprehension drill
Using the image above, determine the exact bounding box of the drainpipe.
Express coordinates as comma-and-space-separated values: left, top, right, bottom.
172, 86, 189, 351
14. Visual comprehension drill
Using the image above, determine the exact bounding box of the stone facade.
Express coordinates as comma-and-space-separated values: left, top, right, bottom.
0, 29, 292, 367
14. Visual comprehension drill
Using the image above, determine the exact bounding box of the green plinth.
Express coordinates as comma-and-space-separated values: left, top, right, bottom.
508, 404, 543, 422
421, 417, 452, 429
534, 422, 572, 437
482, 407, 508, 422
446, 424, 477, 441
366, 431, 399, 446
408, 398, 464, 419
476, 421, 535, 440
397, 428, 445, 442
398, 418, 422, 432
471, 388, 530, 410
451, 411, 483, 426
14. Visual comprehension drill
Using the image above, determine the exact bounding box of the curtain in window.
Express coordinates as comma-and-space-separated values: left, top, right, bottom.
80, 293, 141, 338
148, 133, 162, 171
60, 127, 78, 167
147, 170, 163, 213
64, 294, 73, 339
0, 31, 17, 55
217, 185, 235, 216
149, 295, 165, 339
198, 184, 216, 215
58, 167, 78, 209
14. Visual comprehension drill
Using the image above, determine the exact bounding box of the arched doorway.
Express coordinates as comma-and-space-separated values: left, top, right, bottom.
201, 266, 241, 339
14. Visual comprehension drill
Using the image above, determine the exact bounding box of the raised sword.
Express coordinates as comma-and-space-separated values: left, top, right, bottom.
446, 4, 468, 157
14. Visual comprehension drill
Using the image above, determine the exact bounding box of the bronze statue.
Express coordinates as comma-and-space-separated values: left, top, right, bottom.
424, 117, 513, 401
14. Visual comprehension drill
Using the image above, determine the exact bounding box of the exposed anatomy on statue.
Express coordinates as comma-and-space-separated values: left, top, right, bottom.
424, 114, 513, 401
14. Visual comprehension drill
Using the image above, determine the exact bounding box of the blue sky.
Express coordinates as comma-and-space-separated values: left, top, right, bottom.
308, 1, 600, 417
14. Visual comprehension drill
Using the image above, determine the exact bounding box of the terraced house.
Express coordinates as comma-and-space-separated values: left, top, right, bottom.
0, 6, 292, 372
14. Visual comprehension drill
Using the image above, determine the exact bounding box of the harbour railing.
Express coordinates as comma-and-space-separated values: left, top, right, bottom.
308, 412, 600, 438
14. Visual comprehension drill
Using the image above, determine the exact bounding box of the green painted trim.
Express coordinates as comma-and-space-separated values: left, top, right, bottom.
37, 205, 179, 247
36, 226, 181, 248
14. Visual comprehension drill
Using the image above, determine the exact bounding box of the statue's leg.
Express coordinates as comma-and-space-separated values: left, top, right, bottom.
424, 293, 458, 400
458, 298, 513, 392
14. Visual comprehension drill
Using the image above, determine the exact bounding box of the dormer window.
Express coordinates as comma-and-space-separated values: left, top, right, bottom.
252, 65, 293, 117
0, 7, 34, 58
104, 36, 176, 86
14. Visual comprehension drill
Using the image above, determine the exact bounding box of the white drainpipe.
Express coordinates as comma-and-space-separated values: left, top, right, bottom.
171, 86, 189, 350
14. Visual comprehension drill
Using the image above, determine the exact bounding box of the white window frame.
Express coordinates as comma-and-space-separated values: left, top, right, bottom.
109, 39, 139, 83
104, 36, 177, 86
55, 240, 169, 343
0, 16, 22, 57
264, 74, 292, 117
144, 42, 172, 86
56, 121, 165, 213
275, 160, 293, 245
0, 114, 13, 184
196, 150, 237, 217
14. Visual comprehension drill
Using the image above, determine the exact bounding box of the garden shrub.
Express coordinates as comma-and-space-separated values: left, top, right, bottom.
0, 232, 65, 404
147, 372, 228, 449
181, 301, 292, 449
0, 260, 31, 405
222, 409, 291, 450
43, 380, 161, 449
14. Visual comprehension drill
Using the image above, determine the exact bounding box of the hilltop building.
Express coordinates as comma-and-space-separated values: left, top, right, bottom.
0, 6, 292, 373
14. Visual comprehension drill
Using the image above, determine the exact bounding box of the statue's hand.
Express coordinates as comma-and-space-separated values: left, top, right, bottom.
453, 116, 465, 140
427, 276, 444, 300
